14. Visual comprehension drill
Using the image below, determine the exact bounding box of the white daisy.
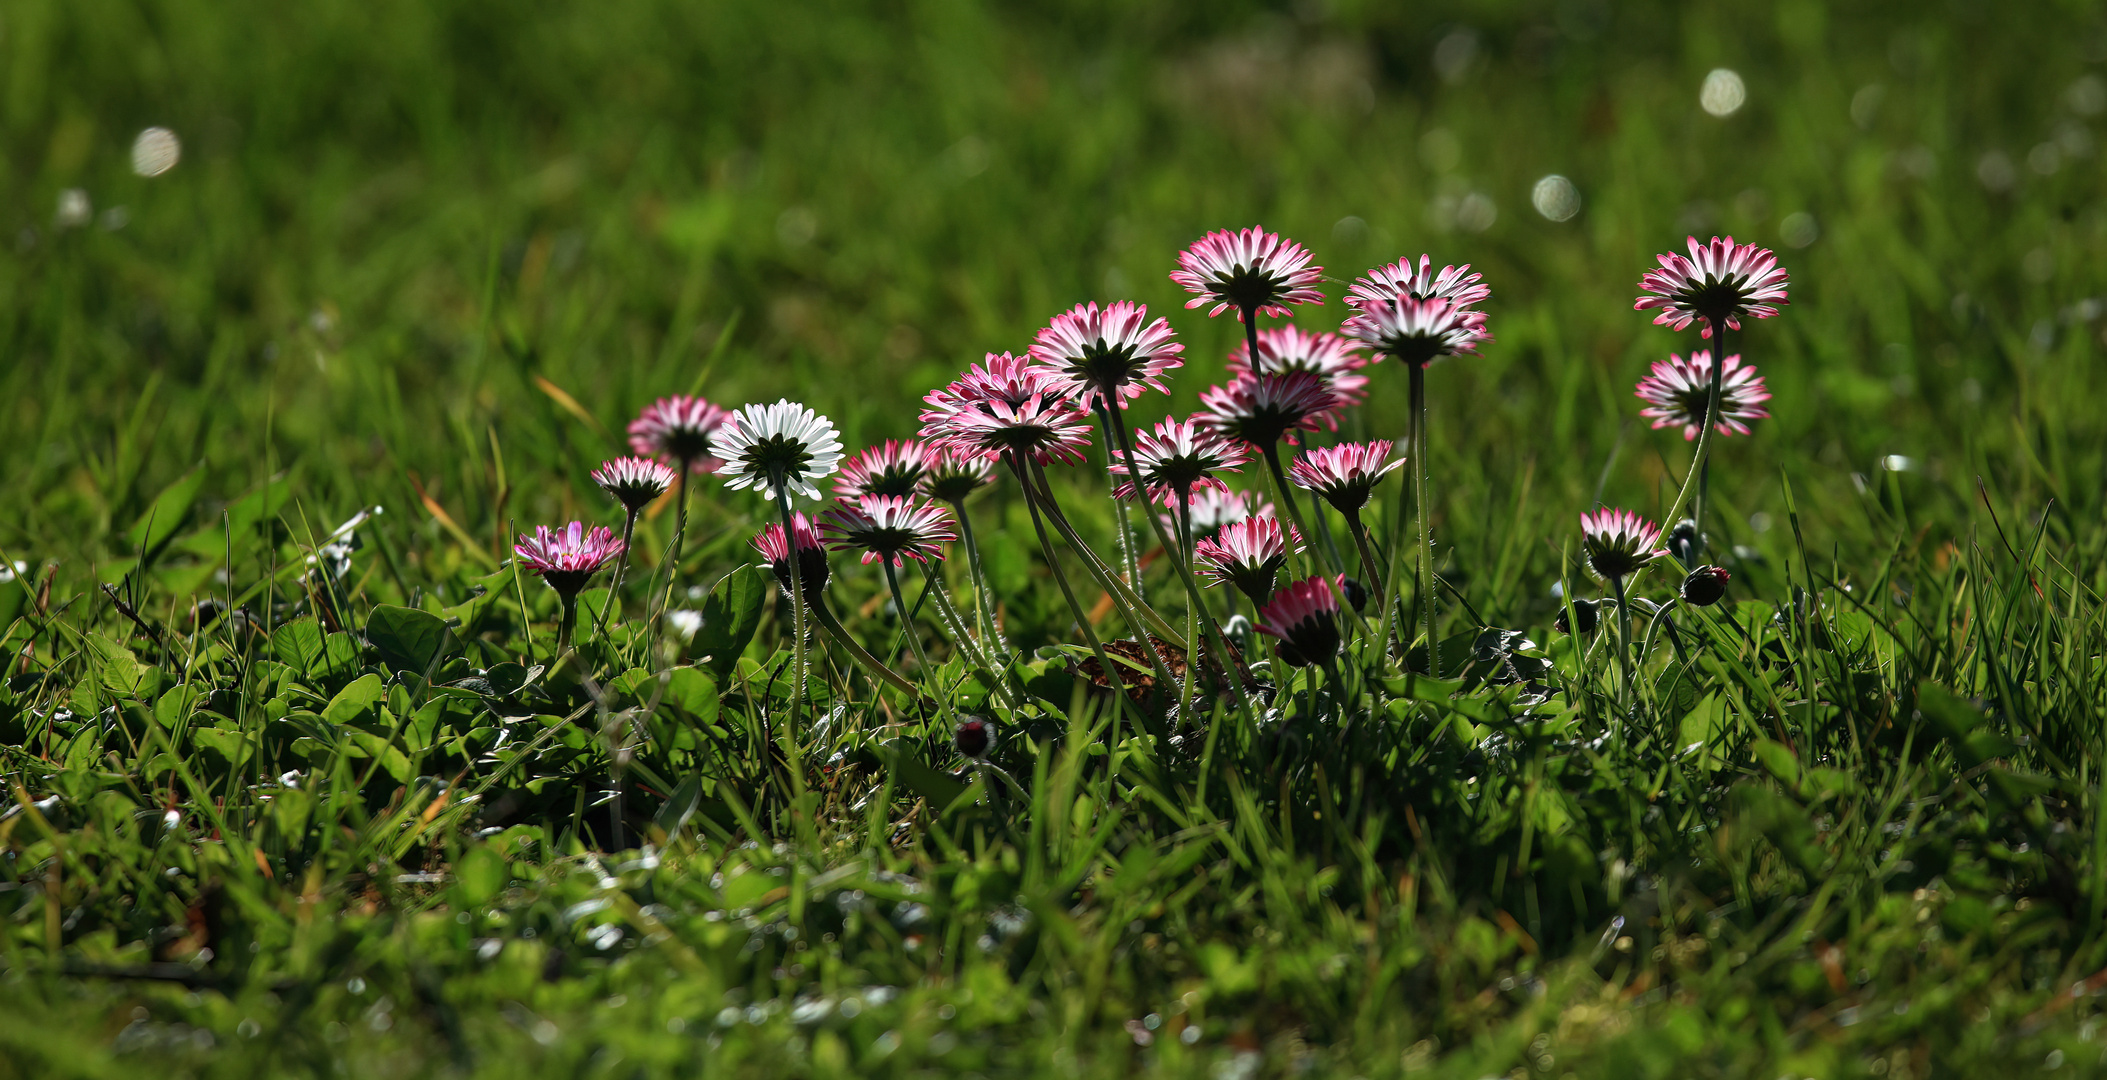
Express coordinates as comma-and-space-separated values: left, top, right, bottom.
715, 399, 844, 501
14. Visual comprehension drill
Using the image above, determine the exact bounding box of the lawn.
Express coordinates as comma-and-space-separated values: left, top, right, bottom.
5, 0, 2107, 1076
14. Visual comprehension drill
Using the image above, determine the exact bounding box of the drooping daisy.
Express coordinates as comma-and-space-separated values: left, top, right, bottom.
1633, 350, 1772, 441
836, 440, 934, 499
819, 495, 957, 566
715, 400, 845, 501
1226, 327, 1373, 408
1341, 296, 1491, 368
1634, 235, 1790, 336
1028, 301, 1184, 408
919, 445, 997, 504
1194, 516, 1305, 606
1579, 509, 1667, 584
1110, 417, 1253, 506
1256, 574, 1345, 668
752, 512, 830, 603
1194, 373, 1340, 450
628, 395, 734, 473
931, 392, 1096, 466
1344, 254, 1491, 317
1169, 227, 1325, 321
515, 522, 627, 597
591, 457, 679, 513
1287, 440, 1402, 515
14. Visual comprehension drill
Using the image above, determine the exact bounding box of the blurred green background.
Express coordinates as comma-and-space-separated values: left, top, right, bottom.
4, 0, 2103, 606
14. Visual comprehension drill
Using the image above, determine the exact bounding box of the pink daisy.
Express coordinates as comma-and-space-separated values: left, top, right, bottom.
1287, 440, 1403, 515
627, 395, 733, 473
1194, 516, 1305, 606
753, 512, 830, 602
1255, 574, 1345, 668
591, 457, 678, 513
929, 392, 1096, 466
1341, 296, 1491, 368
1194, 372, 1340, 450
515, 522, 626, 597
1579, 509, 1667, 584
1634, 235, 1790, 336
1227, 327, 1373, 409
1029, 301, 1184, 408
819, 495, 957, 566
918, 445, 997, 504
1168, 487, 1267, 539
1109, 417, 1254, 506
1634, 350, 1772, 441
1168, 227, 1325, 321
1344, 254, 1491, 317
835, 440, 934, 499
920, 353, 1060, 427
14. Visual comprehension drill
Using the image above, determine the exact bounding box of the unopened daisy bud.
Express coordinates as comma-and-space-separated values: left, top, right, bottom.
1554, 598, 1601, 635
592, 457, 678, 513
1256, 575, 1345, 668
953, 716, 993, 761
1679, 566, 1731, 607
1664, 519, 1703, 565
752, 513, 830, 603
1340, 577, 1370, 614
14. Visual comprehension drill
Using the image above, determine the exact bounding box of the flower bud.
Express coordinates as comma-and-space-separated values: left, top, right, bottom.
1340, 577, 1370, 613
1554, 598, 1600, 635
1665, 519, 1703, 565
1679, 566, 1731, 607
953, 716, 993, 761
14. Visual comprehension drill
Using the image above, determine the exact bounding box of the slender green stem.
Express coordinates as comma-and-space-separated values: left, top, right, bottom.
950, 497, 1001, 648
808, 599, 920, 699
1343, 510, 1385, 596
1092, 400, 1144, 601
775, 490, 809, 723
1411, 363, 1438, 677
1660, 315, 1731, 546
1012, 454, 1141, 730
881, 558, 949, 721
1022, 459, 1187, 650
1261, 444, 1315, 577
593, 507, 640, 646
650, 470, 692, 641
922, 571, 1021, 712
555, 593, 579, 656
1609, 574, 1635, 725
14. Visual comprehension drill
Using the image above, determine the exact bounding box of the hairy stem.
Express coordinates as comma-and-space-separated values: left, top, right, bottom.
1411, 363, 1438, 678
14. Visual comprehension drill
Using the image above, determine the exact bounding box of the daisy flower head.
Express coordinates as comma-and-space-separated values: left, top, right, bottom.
515, 522, 627, 597
953, 716, 994, 761
1634, 235, 1789, 336
1228, 327, 1373, 408
919, 445, 997, 504
819, 495, 957, 566
1195, 372, 1340, 450
591, 457, 678, 513
1288, 440, 1402, 515
1345, 254, 1491, 316
920, 352, 1057, 426
1634, 350, 1772, 441
715, 400, 845, 501
836, 440, 934, 499
1169, 227, 1325, 321
1110, 417, 1253, 506
1256, 574, 1345, 668
1169, 486, 1266, 539
1679, 565, 1731, 607
1579, 508, 1667, 584
933, 392, 1096, 466
1029, 302, 1183, 407
1194, 516, 1305, 606
752, 512, 830, 603
628, 395, 733, 473
1341, 296, 1491, 368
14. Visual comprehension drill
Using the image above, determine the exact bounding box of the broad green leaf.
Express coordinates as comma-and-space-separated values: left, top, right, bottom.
271, 619, 325, 674
693, 566, 765, 677
323, 674, 386, 728
90, 633, 158, 699
366, 605, 451, 676
451, 846, 510, 908
662, 667, 719, 725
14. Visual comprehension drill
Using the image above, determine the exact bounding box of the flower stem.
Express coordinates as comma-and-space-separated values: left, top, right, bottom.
1092, 400, 1144, 602
775, 489, 809, 724
594, 507, 641, 646
881, 558, 949, 721
1411, 363, 1438, 678
1343, 510, 1386, 597
950, 497, 1001, 648
922, 571, 1022, 712
1261, 443, 1315, 577
1609, 573, 1635, 725
1658, 315, 1731, 553
1021, 459, 1187, 649
1012, 454, 1144, 733
556, 593, 579, 656
808, 599, 920, 699
650, 470, 692, 638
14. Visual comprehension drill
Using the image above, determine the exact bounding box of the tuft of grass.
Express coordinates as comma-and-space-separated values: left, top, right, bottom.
5, 1, 2107, 1077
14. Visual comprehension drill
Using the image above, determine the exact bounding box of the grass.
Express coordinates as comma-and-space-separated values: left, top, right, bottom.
6, 0, 2107, 1076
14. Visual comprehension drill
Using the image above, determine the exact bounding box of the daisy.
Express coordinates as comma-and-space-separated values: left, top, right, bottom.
1288, 440, 1402, 515
836, 440, 934, 499
627, 395, 733, 472
1194, 516, 1305, 606
515, 522, 627, 597
1634, 350, 1772, 440
1679, 565, 1731, 607
953, 715, 994, 761
920, 352, 1058, 427
1179, 487, 1266, 537
591, 457, 678, 513
1110, 417, 1253, 506
1579, 509, 1667, 584
715, 400, 844, 501
1169, 227, 1325, 321
819, 495, 957, 566
1344, 254, 1491, 316
931, 392, 1096, 466
1256, 574, 1345, 668
1227, 327, 1372, 408
752, 512, 831, 603
1341, 296, 1491, 368
1634, 235, 1790, 336
1194, 373, 1340, 450
918, 445, 997, 504
1029, 301, 1184, 408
